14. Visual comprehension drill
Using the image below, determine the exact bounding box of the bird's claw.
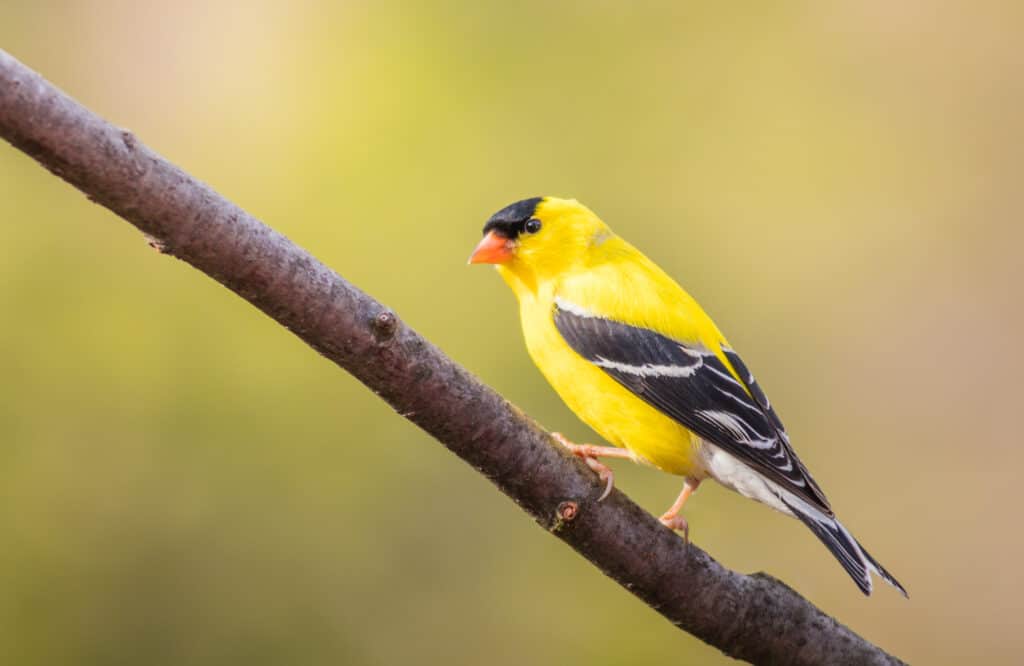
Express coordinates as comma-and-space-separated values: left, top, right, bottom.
588, 461, 614, 501
553, 432, 615, 501
659, 513, 690, 545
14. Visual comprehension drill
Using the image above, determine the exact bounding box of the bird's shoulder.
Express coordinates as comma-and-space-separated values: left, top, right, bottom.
555, 241, 726, 350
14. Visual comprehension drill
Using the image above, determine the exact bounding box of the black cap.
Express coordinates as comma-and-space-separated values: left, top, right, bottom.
482, 197, 544, 238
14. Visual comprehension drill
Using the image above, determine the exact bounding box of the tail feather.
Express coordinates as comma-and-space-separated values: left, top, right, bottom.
860, 542, 908, 598
784, 498, 908, 597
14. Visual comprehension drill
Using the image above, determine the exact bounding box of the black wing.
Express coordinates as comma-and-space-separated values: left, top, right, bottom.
553, 301, 831, 515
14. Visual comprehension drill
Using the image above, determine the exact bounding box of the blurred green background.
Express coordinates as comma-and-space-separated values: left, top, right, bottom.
2, 2, 1021, 664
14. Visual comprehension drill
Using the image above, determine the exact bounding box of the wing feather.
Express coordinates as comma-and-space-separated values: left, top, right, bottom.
553, 300, 831, 514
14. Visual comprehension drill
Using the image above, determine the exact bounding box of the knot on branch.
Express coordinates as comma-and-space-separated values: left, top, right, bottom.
550, 500, 581, 532
371, 310, 398, 342
120, 129, 137, 151
143, 233, 170, 254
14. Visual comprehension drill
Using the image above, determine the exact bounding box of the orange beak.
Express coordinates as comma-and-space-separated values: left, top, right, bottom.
468, 230, 515, 265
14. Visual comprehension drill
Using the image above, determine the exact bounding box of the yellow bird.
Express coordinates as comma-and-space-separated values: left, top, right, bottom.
469, 196, 906, 597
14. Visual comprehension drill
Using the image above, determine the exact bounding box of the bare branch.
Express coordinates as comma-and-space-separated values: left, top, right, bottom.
0, 49, 904, 665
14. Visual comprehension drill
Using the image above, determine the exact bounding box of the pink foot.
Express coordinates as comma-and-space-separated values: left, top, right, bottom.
552, 432, 615, 501
659, 513, 690, 544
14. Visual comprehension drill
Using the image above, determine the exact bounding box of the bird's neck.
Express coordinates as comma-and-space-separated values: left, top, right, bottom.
496, 263, 539, 303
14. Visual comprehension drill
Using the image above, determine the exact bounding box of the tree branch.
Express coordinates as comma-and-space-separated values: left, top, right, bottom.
0, 49, 904, 665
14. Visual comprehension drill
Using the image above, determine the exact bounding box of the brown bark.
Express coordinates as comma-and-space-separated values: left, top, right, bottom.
0, 49, 905, 665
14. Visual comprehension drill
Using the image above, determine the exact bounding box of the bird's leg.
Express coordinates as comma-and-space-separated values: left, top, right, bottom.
551, 432, 633, 501
659, 478, 702, 542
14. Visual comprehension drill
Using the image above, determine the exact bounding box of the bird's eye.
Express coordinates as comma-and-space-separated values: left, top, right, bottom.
524, 219, 542, 234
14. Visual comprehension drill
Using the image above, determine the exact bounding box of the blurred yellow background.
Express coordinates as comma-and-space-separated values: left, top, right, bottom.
2, 2, 1021, 664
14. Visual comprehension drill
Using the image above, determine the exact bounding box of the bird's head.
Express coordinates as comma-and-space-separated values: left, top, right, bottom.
468, 196, 611, 291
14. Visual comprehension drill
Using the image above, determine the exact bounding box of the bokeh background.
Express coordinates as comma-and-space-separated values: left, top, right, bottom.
2, 2, 1021, 664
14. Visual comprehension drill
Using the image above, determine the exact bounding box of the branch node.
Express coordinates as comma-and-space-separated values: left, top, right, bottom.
143, 233, 170, 254
371, 310, 398, 342
120, 128, 137, 151
550, 500, 580, 532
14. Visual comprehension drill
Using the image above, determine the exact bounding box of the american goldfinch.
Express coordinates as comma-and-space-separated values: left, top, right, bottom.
469, 196, 906, 597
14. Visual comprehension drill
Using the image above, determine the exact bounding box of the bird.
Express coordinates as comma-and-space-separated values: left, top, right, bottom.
468, 196, 906, 597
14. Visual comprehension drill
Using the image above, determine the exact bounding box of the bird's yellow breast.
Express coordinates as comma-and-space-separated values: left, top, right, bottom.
513, 281, 703, 477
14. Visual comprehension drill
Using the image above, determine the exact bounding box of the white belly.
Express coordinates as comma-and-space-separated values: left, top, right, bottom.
698, 442, 795, 517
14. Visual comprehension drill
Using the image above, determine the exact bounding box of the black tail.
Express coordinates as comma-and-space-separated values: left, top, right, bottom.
784, 499, 908, 597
